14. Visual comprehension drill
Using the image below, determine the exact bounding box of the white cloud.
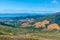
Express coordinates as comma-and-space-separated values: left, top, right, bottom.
0, 9, 56, 14
52, 0, 57, 4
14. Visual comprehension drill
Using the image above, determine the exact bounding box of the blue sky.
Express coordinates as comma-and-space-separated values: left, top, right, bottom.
0, 0, 60, 13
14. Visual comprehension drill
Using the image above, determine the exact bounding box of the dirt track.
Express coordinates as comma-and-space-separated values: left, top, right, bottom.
0, 35, 60, 40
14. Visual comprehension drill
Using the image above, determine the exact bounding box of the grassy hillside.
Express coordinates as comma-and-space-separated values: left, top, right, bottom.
0, 26, 60, 40
0, 12, 60, 40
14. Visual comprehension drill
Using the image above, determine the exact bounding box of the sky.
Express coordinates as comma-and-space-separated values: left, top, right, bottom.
0, 0, 60, 13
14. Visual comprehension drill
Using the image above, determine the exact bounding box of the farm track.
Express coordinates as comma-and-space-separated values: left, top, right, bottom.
0, 34, 60, 40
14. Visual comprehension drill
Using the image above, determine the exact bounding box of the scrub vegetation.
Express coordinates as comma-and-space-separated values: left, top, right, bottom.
0, 12, 60, 40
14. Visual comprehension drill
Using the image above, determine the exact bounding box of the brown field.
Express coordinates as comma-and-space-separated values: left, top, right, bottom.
0, 33, 60, 40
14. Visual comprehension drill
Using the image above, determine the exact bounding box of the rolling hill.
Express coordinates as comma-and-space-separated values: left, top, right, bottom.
0, 12, 60, 40
0, 12, 60, 28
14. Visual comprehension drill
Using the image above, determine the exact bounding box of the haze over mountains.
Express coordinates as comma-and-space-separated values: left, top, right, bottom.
0, 12, 59, 27
0, 12, 53, 17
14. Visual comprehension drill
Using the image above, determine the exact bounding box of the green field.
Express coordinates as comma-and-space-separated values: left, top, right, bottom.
0, 26, 60, 40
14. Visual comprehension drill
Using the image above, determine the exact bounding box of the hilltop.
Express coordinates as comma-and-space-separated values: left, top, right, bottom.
0, 12, 60, 40
0, 12, 60, 29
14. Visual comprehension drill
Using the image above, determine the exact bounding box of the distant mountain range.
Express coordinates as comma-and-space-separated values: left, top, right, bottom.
0, 12, 59, 27
0, 13, 53, 17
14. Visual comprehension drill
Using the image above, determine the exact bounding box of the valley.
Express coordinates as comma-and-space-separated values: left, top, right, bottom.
0, 12, 60, 40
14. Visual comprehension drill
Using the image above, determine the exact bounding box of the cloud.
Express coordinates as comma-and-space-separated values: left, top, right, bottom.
0, 9, 55, 14
52, 0, 57, 4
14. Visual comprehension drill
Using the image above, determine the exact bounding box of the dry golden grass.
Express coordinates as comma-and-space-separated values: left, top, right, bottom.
47, 23, 60, 30
34, 20, 50, 28
42, 20, 50, 24
34, 22, 42, 28
21, 23, 31, 27
0, 33, 59, 40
